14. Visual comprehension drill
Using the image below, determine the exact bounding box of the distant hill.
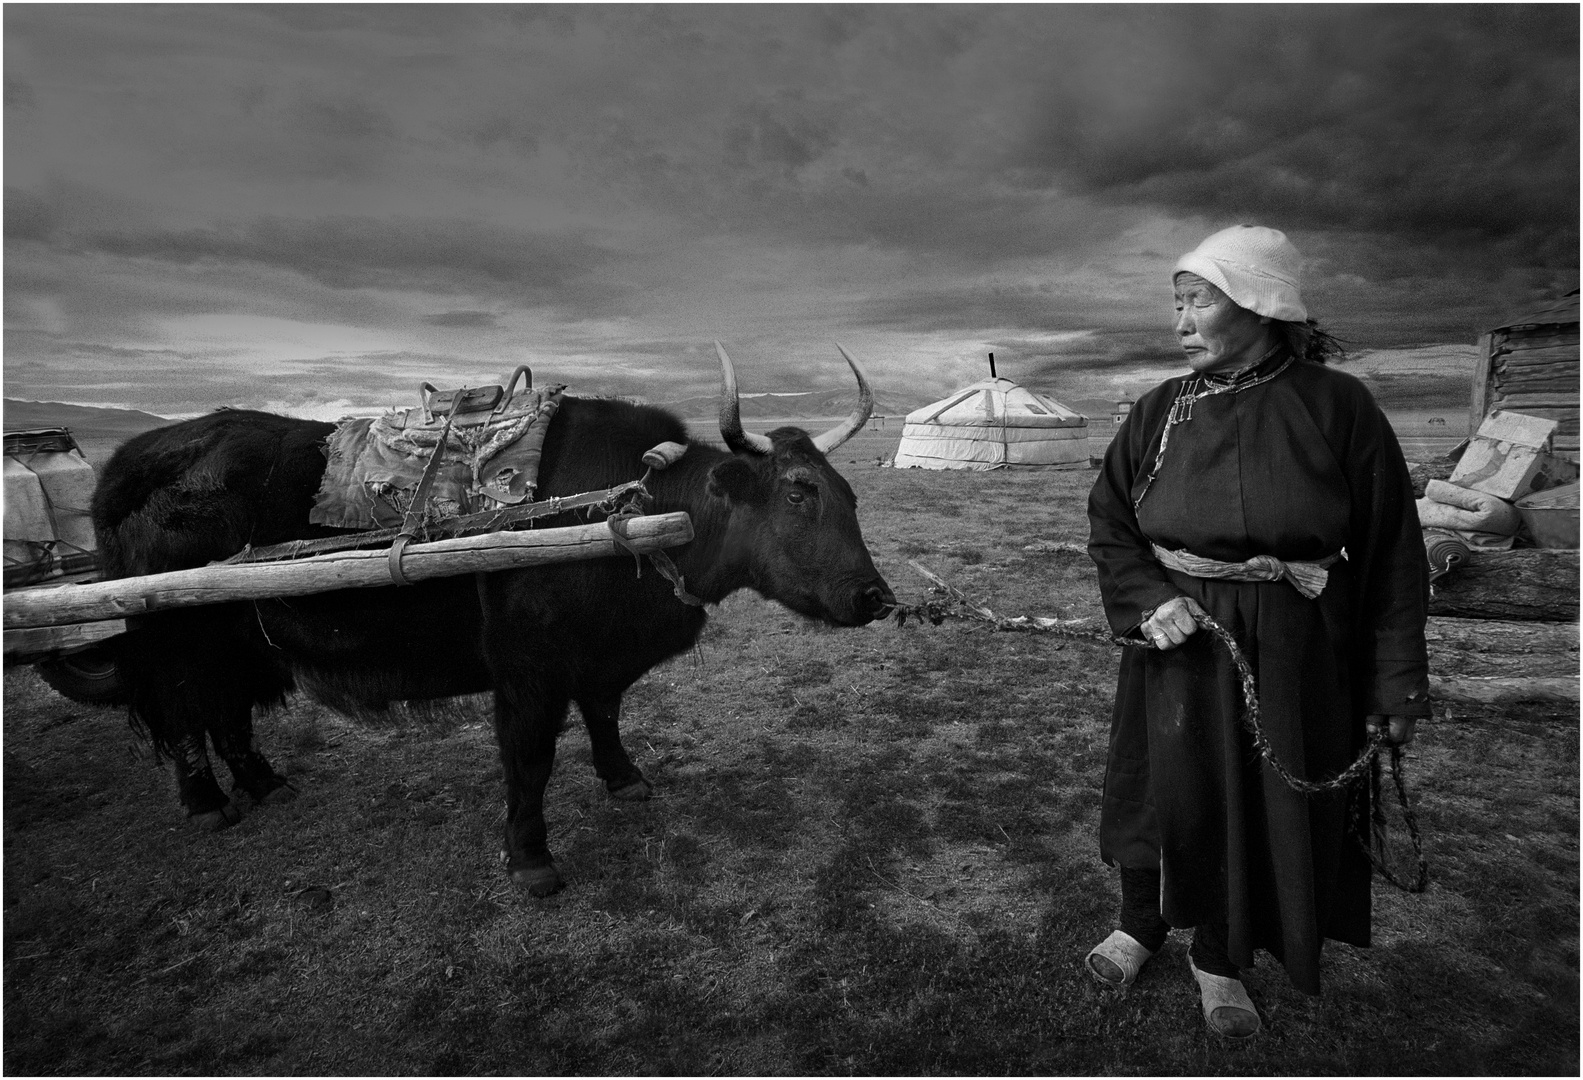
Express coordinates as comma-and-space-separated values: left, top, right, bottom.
4, 399, 174, 438
4, 399, 177, 466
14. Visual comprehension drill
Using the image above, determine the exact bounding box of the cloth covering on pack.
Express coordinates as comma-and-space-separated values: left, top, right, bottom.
311, 383, 566, 530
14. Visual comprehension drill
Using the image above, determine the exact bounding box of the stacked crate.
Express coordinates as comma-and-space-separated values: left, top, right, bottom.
1471, 290, 1580, 456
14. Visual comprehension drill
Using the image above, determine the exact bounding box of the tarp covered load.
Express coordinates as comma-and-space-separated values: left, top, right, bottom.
312, 385, 565, 530
891, 377, 1089, 470
4, 429, 99, 586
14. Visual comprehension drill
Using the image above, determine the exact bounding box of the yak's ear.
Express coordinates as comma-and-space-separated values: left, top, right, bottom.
707, 458, 768, 504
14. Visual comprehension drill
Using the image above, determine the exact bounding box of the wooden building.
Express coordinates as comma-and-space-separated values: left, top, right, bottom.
1470, 290, 1579, 457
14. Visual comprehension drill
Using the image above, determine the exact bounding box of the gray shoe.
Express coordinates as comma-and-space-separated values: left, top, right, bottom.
1084, 930, 1154, 988
1188, 955, 1260, 1039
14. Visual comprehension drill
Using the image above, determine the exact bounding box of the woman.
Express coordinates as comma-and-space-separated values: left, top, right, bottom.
1084, 225, 1430, 1039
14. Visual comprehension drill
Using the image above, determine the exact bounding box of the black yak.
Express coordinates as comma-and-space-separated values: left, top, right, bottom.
92, 344, 894, 895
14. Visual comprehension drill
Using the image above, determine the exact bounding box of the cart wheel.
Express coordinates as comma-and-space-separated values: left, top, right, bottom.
36, 646, 125, 706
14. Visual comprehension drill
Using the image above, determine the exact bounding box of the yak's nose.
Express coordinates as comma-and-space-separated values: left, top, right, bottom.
863, 583, 896, 620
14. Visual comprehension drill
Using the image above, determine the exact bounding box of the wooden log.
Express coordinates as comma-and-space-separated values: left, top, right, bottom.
1500, 335, 1576, 353
1492, 375, 1580, 395
3, 513, 694, 630
1425, 616, 1579, 679
1427, 548, 1580, 622
1494, 359, 1579, 378
1468, 332, 1493, 435
1430, 675, 1578, 705
223, 479, 649, 564
3, 618, 127, 658
1503, 347, 1581, 362
1426, 615, 1578, 651
1487, 393, 1580, 412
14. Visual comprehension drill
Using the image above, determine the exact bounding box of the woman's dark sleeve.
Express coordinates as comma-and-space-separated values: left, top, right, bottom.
1087, 399, 1182, 638
1342, 385, 1432, 718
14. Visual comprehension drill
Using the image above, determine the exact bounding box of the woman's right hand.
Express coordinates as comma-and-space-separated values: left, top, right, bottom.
1141, 595, 1208, 650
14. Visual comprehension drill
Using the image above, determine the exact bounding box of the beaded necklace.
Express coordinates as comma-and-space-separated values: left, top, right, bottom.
1132, 345, 1294, 512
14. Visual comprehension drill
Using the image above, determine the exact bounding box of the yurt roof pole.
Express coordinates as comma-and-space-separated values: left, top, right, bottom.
990, 353, 1009, 460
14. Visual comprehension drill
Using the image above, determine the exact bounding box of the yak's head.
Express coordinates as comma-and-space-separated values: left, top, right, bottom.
705, 342, 895, 627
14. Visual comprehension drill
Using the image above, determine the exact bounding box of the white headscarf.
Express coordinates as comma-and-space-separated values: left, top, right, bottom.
1174, 225, 1307, 323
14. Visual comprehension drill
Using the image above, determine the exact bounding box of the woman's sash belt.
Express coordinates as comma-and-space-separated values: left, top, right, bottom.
1150, 544, 1342, 600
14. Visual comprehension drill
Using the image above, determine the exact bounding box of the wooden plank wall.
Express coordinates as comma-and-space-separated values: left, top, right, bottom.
1486, 322, 1580, 454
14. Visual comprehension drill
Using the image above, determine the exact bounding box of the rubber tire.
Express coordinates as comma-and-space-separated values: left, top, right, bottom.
36, 646, 125, 706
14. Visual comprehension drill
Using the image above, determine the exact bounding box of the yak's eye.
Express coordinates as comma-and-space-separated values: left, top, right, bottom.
786, 489, 808, 506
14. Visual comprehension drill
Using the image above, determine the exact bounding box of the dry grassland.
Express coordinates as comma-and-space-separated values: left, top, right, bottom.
4, 428, 1577, 1075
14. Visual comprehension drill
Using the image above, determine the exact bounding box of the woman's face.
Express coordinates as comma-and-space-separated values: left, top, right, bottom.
1173, 273, 1276, 374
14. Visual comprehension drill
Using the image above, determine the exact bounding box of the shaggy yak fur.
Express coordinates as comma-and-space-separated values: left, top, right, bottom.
92, 395, 894, 895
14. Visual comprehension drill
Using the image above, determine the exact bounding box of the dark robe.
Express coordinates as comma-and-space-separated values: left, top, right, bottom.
1087, 351, 1430, 995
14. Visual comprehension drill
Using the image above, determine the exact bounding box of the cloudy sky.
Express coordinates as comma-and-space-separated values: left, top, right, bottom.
5, 4, 1577, 418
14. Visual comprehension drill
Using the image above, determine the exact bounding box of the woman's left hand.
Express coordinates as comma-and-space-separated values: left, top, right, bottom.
1365, 714, 1416, 747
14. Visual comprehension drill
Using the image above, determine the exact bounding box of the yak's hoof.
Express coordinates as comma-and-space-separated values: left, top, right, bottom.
510, 864, 564, 897
607, 776, 653, 802
191, 802, 241, 832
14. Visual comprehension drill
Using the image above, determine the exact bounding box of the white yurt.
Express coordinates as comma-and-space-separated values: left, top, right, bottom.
891, 373, 1089, 470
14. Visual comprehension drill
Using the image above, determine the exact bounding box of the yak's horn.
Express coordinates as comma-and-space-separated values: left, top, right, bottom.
811, 343, 874, 453
716, 341, 774, 455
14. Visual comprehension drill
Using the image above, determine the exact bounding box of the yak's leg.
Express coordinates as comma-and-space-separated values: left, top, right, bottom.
119, 617, 256, 828
493, 679, 569, 897
576, 694, 651, 801
209, 705, 296, 808
172, 734, 241, 831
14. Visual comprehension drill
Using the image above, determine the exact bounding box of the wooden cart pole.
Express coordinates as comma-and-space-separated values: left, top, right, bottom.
4, 513, 694, 630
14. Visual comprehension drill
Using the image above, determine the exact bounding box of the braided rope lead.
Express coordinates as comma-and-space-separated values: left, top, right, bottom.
1119, 611, 1427, 893
893, 572, 1428, 893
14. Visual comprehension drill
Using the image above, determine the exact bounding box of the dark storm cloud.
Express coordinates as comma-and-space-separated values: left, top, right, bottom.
279, 353, 489, 400
422, 311, 500, 329
4, 337, 209, 373
724, 104, 839, 175
288, 96, 396, 143
1013, 6, 1578, 262
1021, 331, 1182, 375
464, 115, 540, 155
4, 75, 35, 108
3, 5, 1576, 413
853, 279, 1089, 336
4, 186, 59, 242
709, 172, 1127, 265
84, 215, 629, 313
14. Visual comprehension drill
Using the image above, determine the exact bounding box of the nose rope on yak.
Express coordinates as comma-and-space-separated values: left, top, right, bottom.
895, 566, 1428, 894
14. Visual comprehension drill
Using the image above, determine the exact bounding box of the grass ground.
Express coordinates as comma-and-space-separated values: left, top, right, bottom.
4, 431, 1577, 1075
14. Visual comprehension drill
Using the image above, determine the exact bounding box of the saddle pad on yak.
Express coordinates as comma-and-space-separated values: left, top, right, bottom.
310, 385, 565, 530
